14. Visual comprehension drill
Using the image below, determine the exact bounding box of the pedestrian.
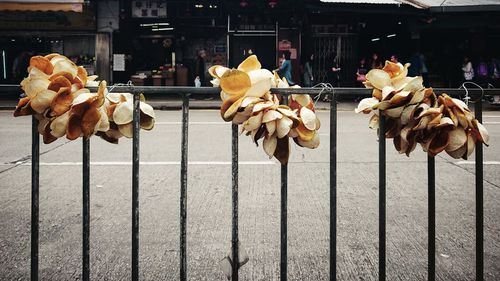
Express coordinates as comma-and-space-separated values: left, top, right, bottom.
476, 56, 489, 85
328, 52, 341, 87
408, 51, 421, 77
355, 58, 368, 87
390, 54, 403, 68
462, 56, 474, 83
303, 53, 314, 87
489, 57, 500, 87
370, 53, 382, 70
419, 53, 429, 86
12, 50, 32, 84
194, 49, 206, 87
277, 51, 294, 85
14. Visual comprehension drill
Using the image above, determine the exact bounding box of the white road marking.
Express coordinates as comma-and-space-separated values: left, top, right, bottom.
483, 116, 500, 118
1, 161, 276, 166
456, 161, 500, 165
483, 122, 500, 124
156, 121, 227, 125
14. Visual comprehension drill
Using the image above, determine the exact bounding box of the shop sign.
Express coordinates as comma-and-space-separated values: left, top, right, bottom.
113, 54, 126, 71
132, 1, 167, 18
278, 40, 292, 51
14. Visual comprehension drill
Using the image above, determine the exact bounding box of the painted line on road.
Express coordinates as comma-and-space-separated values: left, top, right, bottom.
156, 121, 228, 125
483, 122, 500, 124
456, 161, 500, 165
483, 115, 500, 118
2, 161, 277, 166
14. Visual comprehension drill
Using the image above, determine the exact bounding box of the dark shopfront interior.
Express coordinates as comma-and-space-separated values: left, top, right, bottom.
1, 1, 500, 89
112, 0, 228, 87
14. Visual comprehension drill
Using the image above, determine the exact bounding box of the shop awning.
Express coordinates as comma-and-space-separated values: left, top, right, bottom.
321, 0, 500, 11
0, 0, 83, 12
401, 0, 500, 11
320, 0, 402, 4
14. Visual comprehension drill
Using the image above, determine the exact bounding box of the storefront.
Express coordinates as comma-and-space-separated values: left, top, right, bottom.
0, 1, 110, 85
112, 0, 227, 86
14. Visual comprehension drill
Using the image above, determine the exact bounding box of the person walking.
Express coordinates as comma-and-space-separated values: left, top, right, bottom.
194, 49, 207, 86
370, 53, 383, 70
328, 52, 341, 87
277, 51, 294, 85
303, 53, 314, 87
462, 56, 474, 83
355, 58, 368, 87
419, 53, 429, 86
390, 54, 403, 68
489, 57, 500, 87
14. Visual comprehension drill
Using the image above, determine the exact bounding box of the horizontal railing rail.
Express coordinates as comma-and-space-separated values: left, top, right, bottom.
1, 83, 499, 98
7, 85, 485, 281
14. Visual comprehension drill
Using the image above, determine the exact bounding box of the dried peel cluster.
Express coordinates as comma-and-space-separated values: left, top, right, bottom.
209, 55, 320, 165
13, 54, 155, 144
356, 61, 489, 159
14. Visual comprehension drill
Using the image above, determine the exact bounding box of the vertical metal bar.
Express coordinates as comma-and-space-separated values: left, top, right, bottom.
378, 113, 386, 281
280, 163, 287, 281
428, 155, 435, 281
329, 90, 337, 281
82, 138, 90, 281
31, 116, 39, 281
231, 124, 239, 281
475, 100, 483, 281
132, 91, 140, 281
280, 94, 288, 281
180, 94, 189, 281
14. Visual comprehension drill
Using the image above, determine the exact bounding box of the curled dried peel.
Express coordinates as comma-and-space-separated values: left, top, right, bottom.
355, 97, 378, 114
300, 107, 317, 130
50, 111, 70, 138
238, 55, 261, 72
220, 69, 251, 97
276, 116, 293, 138
29, 56, 53, 75
50, 87, 73, 117
263, 135, 278, 158
31, 89, 57, 114
366, 69, 391, 90
113, 101, 133, 125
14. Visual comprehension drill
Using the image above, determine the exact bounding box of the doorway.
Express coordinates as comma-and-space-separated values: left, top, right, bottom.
229, 34, 276, 70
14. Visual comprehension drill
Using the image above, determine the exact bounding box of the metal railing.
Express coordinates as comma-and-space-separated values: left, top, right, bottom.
3, 84, 494, 280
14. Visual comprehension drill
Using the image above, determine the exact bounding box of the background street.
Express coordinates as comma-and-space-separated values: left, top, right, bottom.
1, 104, 499, 280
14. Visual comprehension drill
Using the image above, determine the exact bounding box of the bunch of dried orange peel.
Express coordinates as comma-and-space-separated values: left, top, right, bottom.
209, 55, 320, 165
356, 61, 489, 159
13, 54, 155, 144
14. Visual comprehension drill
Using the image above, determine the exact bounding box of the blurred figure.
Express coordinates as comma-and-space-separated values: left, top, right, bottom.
12, 50, 33, 83
277, 51, 294, 85
476, 56, 489, 85
462, 56, 474, 83
420, 53, 429, 86
355, 58, 368, 87
303, 53, 314, 87
370, 53, 382, 70
194, 49, 206, 86
390, 54, 403, 68
408, 51, 422, 77
328, 52, 341, 87
489, 58, 500, 87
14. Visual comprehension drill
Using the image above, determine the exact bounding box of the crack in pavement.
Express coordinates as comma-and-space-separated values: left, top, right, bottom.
0, 140, 71, 175
436, 154, 500, 189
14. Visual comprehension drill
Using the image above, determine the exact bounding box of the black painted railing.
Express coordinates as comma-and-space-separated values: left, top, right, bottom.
2, 84, 492, 280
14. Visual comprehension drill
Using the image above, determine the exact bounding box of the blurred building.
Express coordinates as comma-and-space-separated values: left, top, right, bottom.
1, 0, 499, 87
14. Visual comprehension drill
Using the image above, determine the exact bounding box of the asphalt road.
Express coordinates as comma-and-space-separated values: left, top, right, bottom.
0, 105, 499, 280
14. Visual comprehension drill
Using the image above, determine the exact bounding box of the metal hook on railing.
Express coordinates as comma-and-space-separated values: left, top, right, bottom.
312, 82, 334, 106
108, 80, 134, 93
459, 81, 484, 106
